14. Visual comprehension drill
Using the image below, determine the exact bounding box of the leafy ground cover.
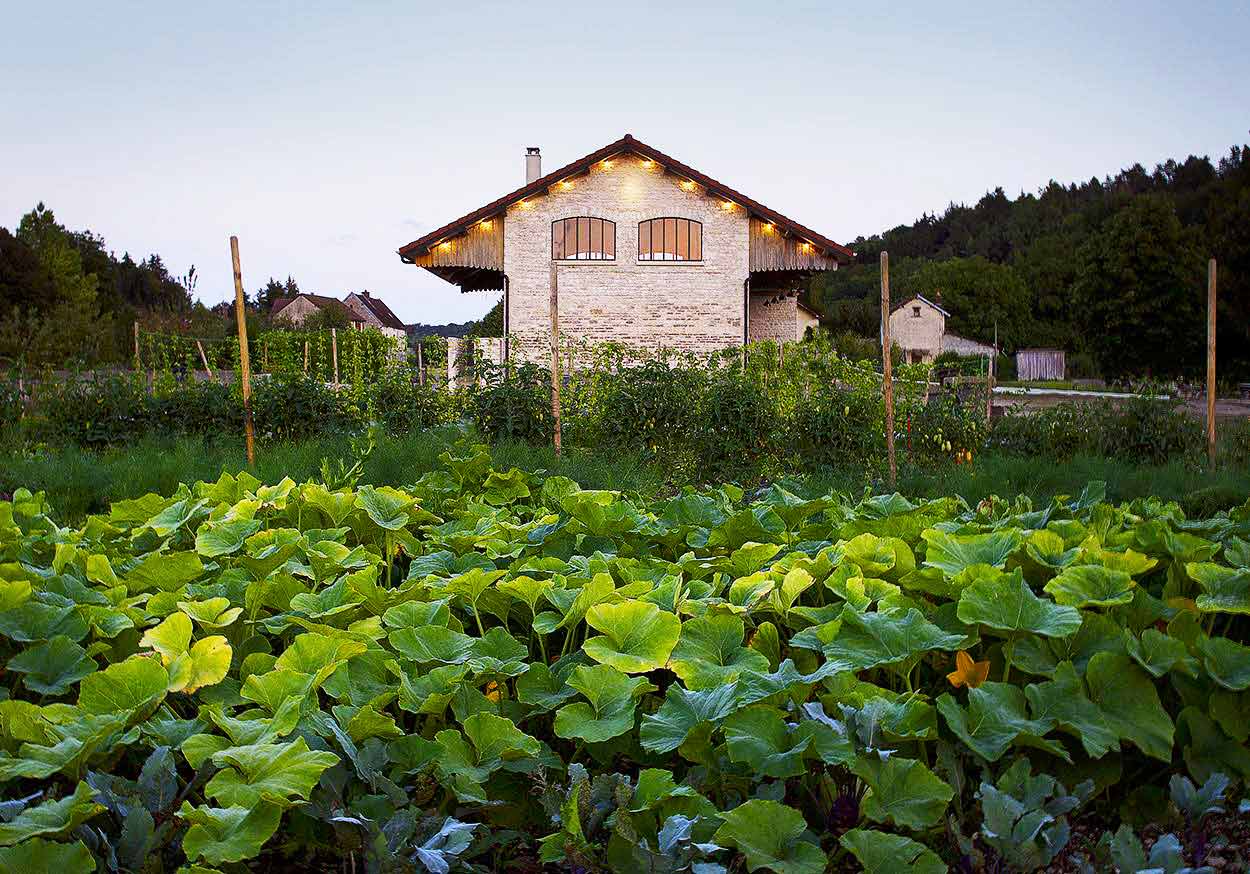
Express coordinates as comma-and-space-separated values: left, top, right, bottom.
0, 444, 1248, 872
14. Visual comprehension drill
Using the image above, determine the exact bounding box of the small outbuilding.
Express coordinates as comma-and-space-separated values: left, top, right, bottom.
1016, 348, 1065, 381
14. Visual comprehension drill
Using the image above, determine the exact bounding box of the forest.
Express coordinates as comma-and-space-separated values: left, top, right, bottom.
809, 140, 1250, 379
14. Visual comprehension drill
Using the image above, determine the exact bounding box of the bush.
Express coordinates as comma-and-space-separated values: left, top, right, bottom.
470, 362, 552, 443
988, 398, 1202, 463
1066, 351, 1099, 379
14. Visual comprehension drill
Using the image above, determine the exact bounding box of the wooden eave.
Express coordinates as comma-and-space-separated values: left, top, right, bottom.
398, 134, 852, 285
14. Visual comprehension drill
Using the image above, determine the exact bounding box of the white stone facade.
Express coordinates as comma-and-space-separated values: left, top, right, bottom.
503, 155, 750, 357
890, 296, 946, 363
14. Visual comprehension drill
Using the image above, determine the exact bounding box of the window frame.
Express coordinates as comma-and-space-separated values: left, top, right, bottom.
637, 217, 704, 263
551, 216, 616, 262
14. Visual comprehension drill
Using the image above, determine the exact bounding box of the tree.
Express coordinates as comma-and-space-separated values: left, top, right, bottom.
1073, 196, 1204, 378
469, 299, 504, 337
908, 257, 1033, 348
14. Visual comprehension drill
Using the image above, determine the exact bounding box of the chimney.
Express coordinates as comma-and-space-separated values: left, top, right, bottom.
525, 147, 541, 183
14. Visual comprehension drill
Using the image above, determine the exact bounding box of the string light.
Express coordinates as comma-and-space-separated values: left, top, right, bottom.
602, 159, 613, 168
679, 180, 696, 191
560, 180, 573, 190
721, 201, 735, 210
478, 219, 493, 230
439, 241, 452, 251
641, 159, 654, 168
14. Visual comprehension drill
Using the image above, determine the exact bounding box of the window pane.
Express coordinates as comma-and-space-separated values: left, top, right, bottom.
690, 221, 702, 260
639, 220, 651, 259
565, 220, 576, 260
604, 221, 615, 258
676, 219, 689, 260
577, 217, 590, 258
552, 220, 565, 259
664, 218, 678, 259
589, 218, 602, 258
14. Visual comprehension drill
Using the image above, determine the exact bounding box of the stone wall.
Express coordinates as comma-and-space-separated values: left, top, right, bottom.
504, 155, 749, 357
748, 294, 798, 343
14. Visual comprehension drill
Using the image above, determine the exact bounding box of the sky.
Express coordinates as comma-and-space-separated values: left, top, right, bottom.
3, 1, 1248, 325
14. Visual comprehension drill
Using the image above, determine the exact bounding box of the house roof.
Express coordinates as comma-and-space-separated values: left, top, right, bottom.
796, 301, 822, 319
895, 294, 951, 318
398, 133, 853, 263
350, 292, 406, 330
271, 293, 364, 323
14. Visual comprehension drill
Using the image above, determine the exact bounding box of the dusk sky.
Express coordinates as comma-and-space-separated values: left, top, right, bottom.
4, 1, 1247, 325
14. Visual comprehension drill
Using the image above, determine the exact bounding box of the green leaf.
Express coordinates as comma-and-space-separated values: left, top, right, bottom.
0, 782, 104, 846
434, 712, 542, 802
851, 755, 954, 830
138, 745, 179, 813
139, 612, 232, 693
817, 608, 964, 672
1043, 564, 1135, 608
1085, 652, 1175, 762
0, 838, 96, 874
177, 597, 243, 629
178, 801, 283, 865
957, 569, 1081, 638
127, 551, 204, 592
206, 737, 340, 807
712, 799, 826, 874
354, 485, 413, 530
669, 614, 769, 689
923, 529, 1022, 576
938, 683, 1069, 763
6, 636, 96, 695
77, 654, 168, 716
723, 706, 811, 778
640, 682, 740, 753
1023, 662, 1120, 758
1124, 628, 1197, 678
1197, 636, 1250, 690
582, 600, 681, 673
195, 518, 262, 558
554, 664, 654, 743
839, 828, 947, 874
1187, 563, 1250, 614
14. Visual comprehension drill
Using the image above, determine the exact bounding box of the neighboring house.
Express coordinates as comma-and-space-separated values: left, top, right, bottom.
397, 134, 853, 357
343, 291, 408, 339
271, 292, 407, 339
796, 302, 822, 339
888, 295, 995, 363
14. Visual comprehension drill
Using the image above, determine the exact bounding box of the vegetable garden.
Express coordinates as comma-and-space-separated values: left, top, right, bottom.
1, 443, 1248, 872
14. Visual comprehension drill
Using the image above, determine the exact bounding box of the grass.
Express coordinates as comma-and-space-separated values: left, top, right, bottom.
1, 429, 1247, 524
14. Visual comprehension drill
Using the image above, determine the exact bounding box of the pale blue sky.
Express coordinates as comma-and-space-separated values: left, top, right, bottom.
3, 1, 1247, 324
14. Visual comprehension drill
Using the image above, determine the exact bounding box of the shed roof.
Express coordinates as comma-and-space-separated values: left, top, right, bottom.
894, 294, 951, 318
350, 292, 406, 330
398, 133, 853, 263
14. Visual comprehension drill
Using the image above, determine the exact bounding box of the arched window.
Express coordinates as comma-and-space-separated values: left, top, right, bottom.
552, 217, 615, 260
638, 217, 702, 261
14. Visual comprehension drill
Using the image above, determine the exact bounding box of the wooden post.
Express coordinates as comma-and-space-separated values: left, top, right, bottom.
549, 262, 563, 458
303, 340, 309, 374
230, 236, 255, 467
417, 340, 425, 386
880, 251, 896, 488
195, 340, 214, 379
331, 328, 339, 386
133, 321, 140, 369
1207, 258, 1217, 465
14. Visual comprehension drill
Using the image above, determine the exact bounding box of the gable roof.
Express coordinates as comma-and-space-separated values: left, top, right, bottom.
398, 133, 853, 263
271, 293, 365, 323
796, 301, 822, 319
349, 292, 406, 330
895, 294, 951, 318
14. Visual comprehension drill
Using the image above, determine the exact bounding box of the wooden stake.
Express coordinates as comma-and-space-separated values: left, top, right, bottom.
331, 328, 339, 386
880, 251, 896, 488
1207, 258, 1217, 465
303, 340, 309, 374
230, 236, 255, 467
133, 321, 140, 369
196, 340, 214, 379
417, 340, 425, 386
549, 262, 563, 458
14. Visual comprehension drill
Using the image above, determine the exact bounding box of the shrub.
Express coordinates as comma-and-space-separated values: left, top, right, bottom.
470, 362, 552, 443
251, 374, 361, 441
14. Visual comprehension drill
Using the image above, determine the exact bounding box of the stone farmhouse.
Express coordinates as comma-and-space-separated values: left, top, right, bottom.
889, 295, 995, 364
396, 134, 851, 359
272, 291, 407, 340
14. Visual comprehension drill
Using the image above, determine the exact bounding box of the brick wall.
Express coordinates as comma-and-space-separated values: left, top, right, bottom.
504, 155, 749, 357
889, 298, 944, 361
748, 294, 798, 343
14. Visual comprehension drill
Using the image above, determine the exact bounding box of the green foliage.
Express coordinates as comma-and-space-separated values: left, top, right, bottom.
0, 453, 1247, 871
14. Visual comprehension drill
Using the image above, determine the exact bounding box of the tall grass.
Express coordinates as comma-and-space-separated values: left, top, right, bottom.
1, 430, 1246, 524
